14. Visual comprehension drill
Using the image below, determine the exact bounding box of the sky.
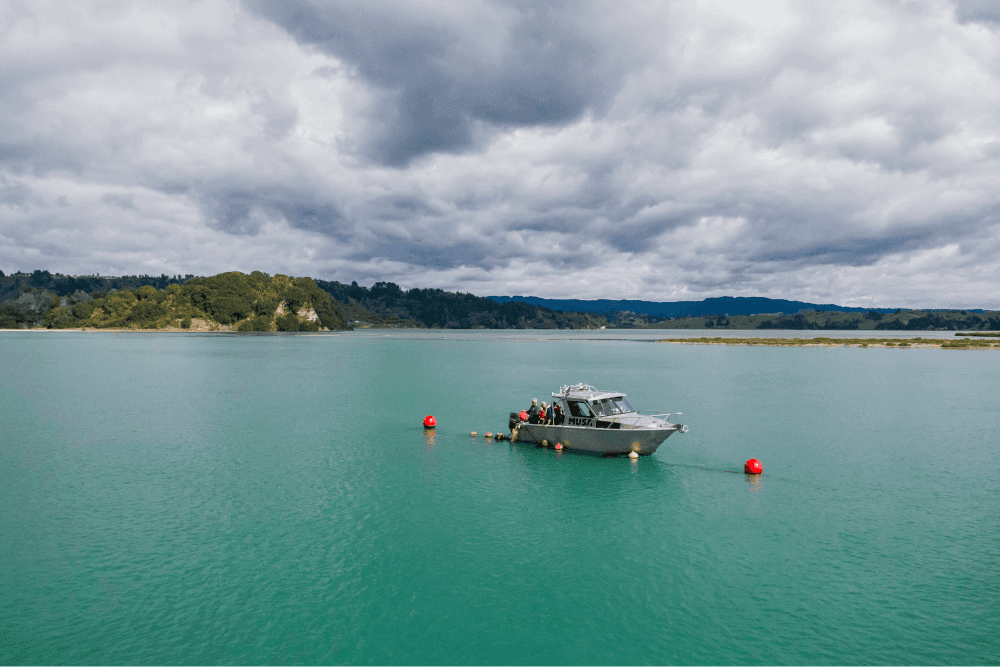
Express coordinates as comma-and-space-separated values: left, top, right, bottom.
3, 0, 1000, 307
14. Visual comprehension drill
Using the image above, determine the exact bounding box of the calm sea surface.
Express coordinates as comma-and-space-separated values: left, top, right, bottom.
1, 330, 998, 665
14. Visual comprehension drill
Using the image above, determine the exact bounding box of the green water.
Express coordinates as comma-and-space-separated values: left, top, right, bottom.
1, 331, 997, 665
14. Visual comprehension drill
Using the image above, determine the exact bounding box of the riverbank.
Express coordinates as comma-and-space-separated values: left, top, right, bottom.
658, 336, 998, 348
0, 317, 223, 333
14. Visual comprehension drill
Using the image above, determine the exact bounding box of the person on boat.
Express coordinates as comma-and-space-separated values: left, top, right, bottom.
527, 398, 540, 424
552, 403, 563, 425
540, 402, 549, 424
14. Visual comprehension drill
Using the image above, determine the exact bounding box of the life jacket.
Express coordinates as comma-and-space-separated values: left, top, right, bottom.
527, 405, 540, 423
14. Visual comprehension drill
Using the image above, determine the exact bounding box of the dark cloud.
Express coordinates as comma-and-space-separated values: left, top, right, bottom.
196, 186, 345, 237
953, 0, 1000, 23
751, 234, 925, 266
0, 177, 32, 208
365, 194, 442, 222
244, 0, 628, 165
363, 241, 483, 270
0, 141, 87, 175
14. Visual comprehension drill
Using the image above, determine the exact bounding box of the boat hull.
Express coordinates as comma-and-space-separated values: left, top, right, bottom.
514, 423, 677, 455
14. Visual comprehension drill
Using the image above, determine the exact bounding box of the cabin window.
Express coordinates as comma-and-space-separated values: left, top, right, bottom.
567, 401, 593, 418
592, 398, 624, 417
612, 397, 634, 413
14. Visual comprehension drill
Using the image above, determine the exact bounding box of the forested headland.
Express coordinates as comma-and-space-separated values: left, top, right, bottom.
0, 271, 347, 331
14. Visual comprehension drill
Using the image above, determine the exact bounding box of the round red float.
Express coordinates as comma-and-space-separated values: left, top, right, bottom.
744, 458, 763, 474
423, 415, 436, 429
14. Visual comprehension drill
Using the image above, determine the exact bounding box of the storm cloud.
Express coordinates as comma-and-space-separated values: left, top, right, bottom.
243, 0, 629, 165
3, 0, 1000, 307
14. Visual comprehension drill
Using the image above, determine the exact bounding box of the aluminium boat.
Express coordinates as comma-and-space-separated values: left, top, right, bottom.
511, 383, 687, 455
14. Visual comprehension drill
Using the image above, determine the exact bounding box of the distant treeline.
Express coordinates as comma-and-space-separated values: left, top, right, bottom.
3, 269, 998, 331
0, 270, 192, 303
489, 294, 913, 317
637, 309, 1000, 331
314, 280, 608, 329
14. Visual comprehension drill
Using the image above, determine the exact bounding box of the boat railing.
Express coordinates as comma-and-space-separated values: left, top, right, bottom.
636, 411, 682, 420
555, 383, 598, 398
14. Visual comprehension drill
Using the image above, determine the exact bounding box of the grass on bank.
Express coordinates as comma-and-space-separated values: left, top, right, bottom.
657, 336, 1000, 348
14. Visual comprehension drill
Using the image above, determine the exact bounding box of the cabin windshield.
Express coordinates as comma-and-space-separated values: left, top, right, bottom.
591, 398, 626, 417
567, 401, 593, 418
612, 397, 634, 414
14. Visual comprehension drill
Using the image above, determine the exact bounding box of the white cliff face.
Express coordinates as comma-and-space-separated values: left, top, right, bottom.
298, 307, 319, 322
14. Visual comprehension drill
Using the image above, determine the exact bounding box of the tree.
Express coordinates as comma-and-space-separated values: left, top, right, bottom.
275, 312, 300, 332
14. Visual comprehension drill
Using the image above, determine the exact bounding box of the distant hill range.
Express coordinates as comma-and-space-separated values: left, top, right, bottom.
2, 270, 997, 330
488, 295, 985, 317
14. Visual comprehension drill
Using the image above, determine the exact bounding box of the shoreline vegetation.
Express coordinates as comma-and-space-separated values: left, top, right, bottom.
3, 269, 1000, 333
658, 336, 1000, 348
0, 270, 606, 331
0, 272, 348, 332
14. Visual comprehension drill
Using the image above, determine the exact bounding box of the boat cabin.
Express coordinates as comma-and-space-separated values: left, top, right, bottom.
553, 384, 636, 428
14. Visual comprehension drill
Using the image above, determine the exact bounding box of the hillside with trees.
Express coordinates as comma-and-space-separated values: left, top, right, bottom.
0, 271, 348, 331
314, 280, 608, 329
0, 270, 192, 302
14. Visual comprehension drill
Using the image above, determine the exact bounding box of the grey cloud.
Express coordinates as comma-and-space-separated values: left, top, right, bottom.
751, 233, 926, 266
244, 0, 628, 165
196, 186, 345, 237
365, 194, 442, 222
0, 177, 32, 208
251, 96, 300, 140
0, 141, 87, 175
363, 241, 484, 270
101, 193, 135, 209
953, 0, 1000, 23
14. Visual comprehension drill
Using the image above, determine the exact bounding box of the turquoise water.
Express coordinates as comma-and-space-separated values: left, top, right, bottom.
1, 331, 998, 665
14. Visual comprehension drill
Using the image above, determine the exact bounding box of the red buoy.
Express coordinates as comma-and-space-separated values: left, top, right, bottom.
744, 458, 763, 474
518, 410, 528, 422
423, 415, 436, 429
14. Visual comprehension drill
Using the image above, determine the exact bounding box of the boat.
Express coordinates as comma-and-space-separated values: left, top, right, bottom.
510, 383, 688, 456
